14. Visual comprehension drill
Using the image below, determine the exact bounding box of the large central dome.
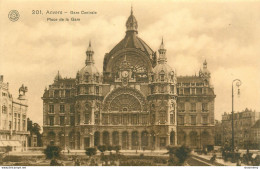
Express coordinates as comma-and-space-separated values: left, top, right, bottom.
103, 7, 155, 75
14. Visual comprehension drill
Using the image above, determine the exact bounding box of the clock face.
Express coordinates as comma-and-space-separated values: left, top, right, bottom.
122, 71, 129, 78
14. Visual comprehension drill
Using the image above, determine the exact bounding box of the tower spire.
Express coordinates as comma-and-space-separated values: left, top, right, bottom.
126, 5, 138, 33
131, 4, 133, 15
158, 37, 167, 64
85, 40, 94, 65
203, 59, 207, 69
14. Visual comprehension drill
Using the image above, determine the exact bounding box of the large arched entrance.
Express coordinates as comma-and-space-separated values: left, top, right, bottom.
170, 131, 175, 145
103, 131, 110, 146
150, 130, 156, 150
69, 131, 75, 149
178, 130, 186, 145
76, 132, 80, 149
132, 131, 139, 149
201, 131, 210, 148
122, 131, 129, 150
141, 131, 149, 148
189, 131, 198, 148
112, 131, 119, 146
94, 131, 100, 147
58, 132, 65, 148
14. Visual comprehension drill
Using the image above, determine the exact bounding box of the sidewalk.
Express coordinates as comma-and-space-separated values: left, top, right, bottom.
191, 152, 238, 166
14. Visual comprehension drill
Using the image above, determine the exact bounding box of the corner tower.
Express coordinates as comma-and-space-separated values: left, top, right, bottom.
75, 41, 103, 148
148, 39, 178, 148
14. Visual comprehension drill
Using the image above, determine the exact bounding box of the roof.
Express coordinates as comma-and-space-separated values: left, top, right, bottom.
108, 32, 154, 57
177, 76, 204, 83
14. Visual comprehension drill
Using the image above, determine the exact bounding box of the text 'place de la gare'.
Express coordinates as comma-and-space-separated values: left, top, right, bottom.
42, 8, 216, 151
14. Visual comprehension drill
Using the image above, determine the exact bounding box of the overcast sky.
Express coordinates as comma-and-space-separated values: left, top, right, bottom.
1, 0, 259, 126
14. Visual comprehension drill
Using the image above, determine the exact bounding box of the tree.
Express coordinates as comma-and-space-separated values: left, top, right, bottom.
97, 145, 107, 165
85, 147, 97, 158
166, 145, 191, 166
85, 147, 97, 166
5, 146, 12, 155
44, 145, 61, 166
27, 118, 42, 147
174, 145, 191, 165
107, 145, 114, 155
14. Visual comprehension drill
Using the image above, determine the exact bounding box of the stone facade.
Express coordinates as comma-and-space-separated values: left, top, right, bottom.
0, 75, 29, 152
42, 9, 215, 150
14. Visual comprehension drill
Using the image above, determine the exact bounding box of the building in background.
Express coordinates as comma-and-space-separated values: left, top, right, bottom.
214, 120, 222, 146
27, 118, 42, 147
250, 119, 260, 149
0, 75, 29, 152
42, 8, 216, 150
222, 108, 260, 149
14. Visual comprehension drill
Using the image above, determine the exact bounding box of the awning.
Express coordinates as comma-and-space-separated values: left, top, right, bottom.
0, 140, 21, 147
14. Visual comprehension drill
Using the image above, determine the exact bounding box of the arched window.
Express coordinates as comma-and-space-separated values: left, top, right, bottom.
170, 112, 175, 124
159, 111, 166, 124
122, 131, 129, 150
69, 131, 75, 149
85, 104, 91, 124
160, 85, 164, 93
94, 112, 99, 124
96, 75, 99, 83
132, 131, 139, 147
94, 131, 100, 147
141, 131, 149, 147
160, 71, 165, 82
112, 131, 119, 146
151, 75, 154, 82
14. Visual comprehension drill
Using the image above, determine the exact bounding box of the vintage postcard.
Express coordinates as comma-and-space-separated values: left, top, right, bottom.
0, 0, 259, 167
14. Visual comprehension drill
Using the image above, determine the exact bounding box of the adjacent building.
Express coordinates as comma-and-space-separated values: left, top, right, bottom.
221, 108, 260, 149
0, 75, 29, 152
250, 119, 260, 149
42, 8, 216, 150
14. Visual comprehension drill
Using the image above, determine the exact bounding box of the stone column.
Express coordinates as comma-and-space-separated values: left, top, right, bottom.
129, 131, 132, 150
100, 131, 103, 145
91, 103, 95, 125
139, 131, 142, 150
109, 131, 112, 145
90, 134, 94, 147
80, 136, 84, 150
166, 134, 170, 147
155, 136, 159, 150
119, 131, 122, 147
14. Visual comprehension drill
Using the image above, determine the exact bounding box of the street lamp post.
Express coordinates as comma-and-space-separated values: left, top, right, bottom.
231, 79, 241, 152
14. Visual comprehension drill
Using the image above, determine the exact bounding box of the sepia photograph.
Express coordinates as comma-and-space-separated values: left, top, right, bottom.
0, 0, 259, 167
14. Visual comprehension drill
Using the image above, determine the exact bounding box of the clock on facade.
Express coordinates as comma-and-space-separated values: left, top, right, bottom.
122, 71, 129, 78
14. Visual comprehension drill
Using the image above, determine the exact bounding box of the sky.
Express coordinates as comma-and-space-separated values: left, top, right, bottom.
0, 0, 260, 126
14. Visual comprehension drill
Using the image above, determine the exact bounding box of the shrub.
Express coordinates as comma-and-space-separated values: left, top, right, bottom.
166, 145, 191, 166
97, 145, 107, 153
85, 147, 97, 158
43, 145, 61, 160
